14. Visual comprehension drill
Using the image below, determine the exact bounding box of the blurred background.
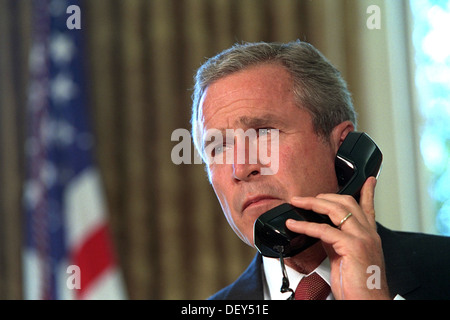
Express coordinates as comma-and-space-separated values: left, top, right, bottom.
1, 0, 449, 299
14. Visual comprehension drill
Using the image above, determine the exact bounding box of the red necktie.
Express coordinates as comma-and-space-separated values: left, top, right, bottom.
295, 272, 331, 300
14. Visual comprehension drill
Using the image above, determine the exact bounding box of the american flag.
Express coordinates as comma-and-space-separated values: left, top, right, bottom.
23, 0, 127, 299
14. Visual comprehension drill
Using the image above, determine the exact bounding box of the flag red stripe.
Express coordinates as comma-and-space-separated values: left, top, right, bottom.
71, 223, 115, 299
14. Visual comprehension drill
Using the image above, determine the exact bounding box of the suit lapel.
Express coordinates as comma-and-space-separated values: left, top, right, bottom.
223, 253, 264, 300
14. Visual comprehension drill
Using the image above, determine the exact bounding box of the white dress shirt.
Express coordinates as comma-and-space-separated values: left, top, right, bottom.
262, 255, 404, 300
262, 256, 333, 300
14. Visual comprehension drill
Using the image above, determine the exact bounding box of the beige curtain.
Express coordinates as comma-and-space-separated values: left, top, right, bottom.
1, 0, 416, 299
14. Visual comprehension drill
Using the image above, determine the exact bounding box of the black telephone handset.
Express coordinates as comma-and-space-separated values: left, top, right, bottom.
254, 132, 383, 258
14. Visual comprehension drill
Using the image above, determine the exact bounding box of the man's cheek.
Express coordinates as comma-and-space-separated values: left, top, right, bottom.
260, 130, 280, 176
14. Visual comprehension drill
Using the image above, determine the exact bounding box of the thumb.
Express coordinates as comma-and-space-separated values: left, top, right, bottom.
359, 176, 377, 224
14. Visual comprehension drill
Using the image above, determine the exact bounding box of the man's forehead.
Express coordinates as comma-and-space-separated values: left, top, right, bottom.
199, 64, 293, 112
199, 86, 294, 127
201, 86, 280, 112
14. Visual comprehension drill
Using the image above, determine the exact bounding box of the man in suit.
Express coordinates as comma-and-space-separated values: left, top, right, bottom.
190, 41, 450, 300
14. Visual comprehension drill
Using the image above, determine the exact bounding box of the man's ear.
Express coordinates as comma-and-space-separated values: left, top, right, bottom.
330, 121, 355, 153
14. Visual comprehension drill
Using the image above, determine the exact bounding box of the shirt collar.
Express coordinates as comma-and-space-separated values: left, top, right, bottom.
262, 255, 332, 300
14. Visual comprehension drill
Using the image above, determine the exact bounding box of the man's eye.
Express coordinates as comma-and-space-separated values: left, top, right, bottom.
214, 145, 223, 156
210, 144, 231, 158
258, 128, 272, 136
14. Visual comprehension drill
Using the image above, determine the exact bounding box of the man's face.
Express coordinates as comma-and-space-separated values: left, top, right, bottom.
198, 63, 341, 247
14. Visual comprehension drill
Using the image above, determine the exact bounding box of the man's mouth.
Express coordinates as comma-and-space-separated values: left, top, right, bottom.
242, 195, 281, 213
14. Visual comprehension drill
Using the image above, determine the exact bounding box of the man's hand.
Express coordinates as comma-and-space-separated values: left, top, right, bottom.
286, 177, 390, 299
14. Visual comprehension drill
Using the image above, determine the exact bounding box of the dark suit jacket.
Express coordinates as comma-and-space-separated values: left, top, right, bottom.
209, 224, 450, 300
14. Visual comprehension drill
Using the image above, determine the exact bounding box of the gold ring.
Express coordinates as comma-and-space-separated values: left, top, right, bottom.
338, 212, 353, 229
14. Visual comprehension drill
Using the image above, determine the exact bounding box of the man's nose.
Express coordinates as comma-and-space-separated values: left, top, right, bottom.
232, 136, 261, 181
232, 162, 261, 181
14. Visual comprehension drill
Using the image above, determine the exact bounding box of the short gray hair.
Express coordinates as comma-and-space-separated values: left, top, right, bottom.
191, 40, 357, 155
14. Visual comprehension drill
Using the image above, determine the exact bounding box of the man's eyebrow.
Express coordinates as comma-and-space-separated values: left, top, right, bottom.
234, 114, 282, 128
202, 114, 282, 149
